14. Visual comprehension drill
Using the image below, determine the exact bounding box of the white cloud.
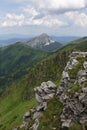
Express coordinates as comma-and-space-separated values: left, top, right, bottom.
9, 0, 87, 10
0, 0, 87, 28
0, 10, 67, 27
37, 0, 86, 9
22, 6, 39, 17
0, 13, 25, 27
39, 16, 68, 27
66, 11, 87, 26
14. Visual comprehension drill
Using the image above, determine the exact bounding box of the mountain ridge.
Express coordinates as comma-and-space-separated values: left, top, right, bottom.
0, 42, 49, 88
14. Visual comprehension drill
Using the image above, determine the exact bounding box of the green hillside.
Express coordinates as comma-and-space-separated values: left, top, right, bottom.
0, 45, 69, 130
0, 42, 49, 130
58, 37, 87, 52
0, 37, 87, 130
0, 42, 48, 89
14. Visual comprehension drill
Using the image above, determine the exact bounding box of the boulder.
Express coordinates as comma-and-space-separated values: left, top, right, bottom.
35, 81, 56, 112
62, 119, 71, 128
82, 87, 87, 93
62, 71, 70, 80
23, 111, 31, 123
65, 58, 78, 71
32, 119, 39, 130
83, 61, 87, 70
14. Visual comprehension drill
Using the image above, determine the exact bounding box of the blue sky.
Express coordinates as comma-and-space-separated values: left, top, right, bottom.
0, 0, 87, 36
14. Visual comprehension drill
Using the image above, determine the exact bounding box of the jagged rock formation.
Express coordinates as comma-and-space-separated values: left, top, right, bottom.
14, 81, 56, 130
57, 52, 87, 129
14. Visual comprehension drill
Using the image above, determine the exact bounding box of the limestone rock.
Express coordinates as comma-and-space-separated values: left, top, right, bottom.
23, 111, 31, 123
57, 52, 87, 129
35, 81, 56, 113
83, 61, 87, 70
65, 58, 78, 71
17, 81, 56, 130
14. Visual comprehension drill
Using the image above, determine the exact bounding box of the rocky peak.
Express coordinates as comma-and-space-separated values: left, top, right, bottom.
38, 33, 49, 38
27, 33, 56, 47
26, 33, 61, 50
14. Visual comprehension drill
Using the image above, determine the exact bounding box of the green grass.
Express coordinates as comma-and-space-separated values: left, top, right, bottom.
0, 99, 36, 130
0, 42, 48, 88
0, 48, 68, 130
58, 37, 87, 52
65, 84, 82, 96
0, 75, 36, 130
38, 96, 63, 130
69, 123, 83, 130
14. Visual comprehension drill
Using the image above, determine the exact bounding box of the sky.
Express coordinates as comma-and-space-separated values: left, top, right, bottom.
0, 0, 87, 36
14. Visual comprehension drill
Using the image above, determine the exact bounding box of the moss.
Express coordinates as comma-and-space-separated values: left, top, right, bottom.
18, 118, 34, 130
69, 123, 83, 130
65, 84, 82, 96
38, 96, 63, 130
84, 122, 87, 130
84, 81, 87, 87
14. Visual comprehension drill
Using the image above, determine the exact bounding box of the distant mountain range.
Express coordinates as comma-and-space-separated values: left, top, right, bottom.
0, 34, 80, 47
51, 36, 80, 44
0, 38, 31, 47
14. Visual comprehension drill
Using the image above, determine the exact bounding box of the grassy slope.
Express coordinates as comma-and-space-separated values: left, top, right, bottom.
38, 96, 63, 130
58, 37, 87, 52
0, 37, 87, 130
0, 50, 68, 130
0, 42, 48, 130
0, 76, 36, 130
0, 42, 48, 88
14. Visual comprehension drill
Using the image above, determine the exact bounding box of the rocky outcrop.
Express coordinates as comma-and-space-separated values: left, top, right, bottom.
57, 56, 78, 96
15, 81, 56, 130
57, 52, 87, 129
35, 81, 56, 112
69, 52, 87, 58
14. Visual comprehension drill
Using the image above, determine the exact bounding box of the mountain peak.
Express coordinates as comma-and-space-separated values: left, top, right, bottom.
39, 33, 49, 37
26, 33, 61, 51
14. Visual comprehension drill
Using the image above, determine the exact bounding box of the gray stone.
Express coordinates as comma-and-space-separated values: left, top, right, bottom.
62, 119, 71, 128
33, 112, 41, 120
32, 119, 39, 130
23, 111, 31, 123
82, 87, 87, 93
62, 71, 70, 80
58, 52, 87, 128
24, 111, 30, 117
13, 128, 18, 130
83, 61, 87, 70
79, 93, 86, 101
65, 58, 78, 71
